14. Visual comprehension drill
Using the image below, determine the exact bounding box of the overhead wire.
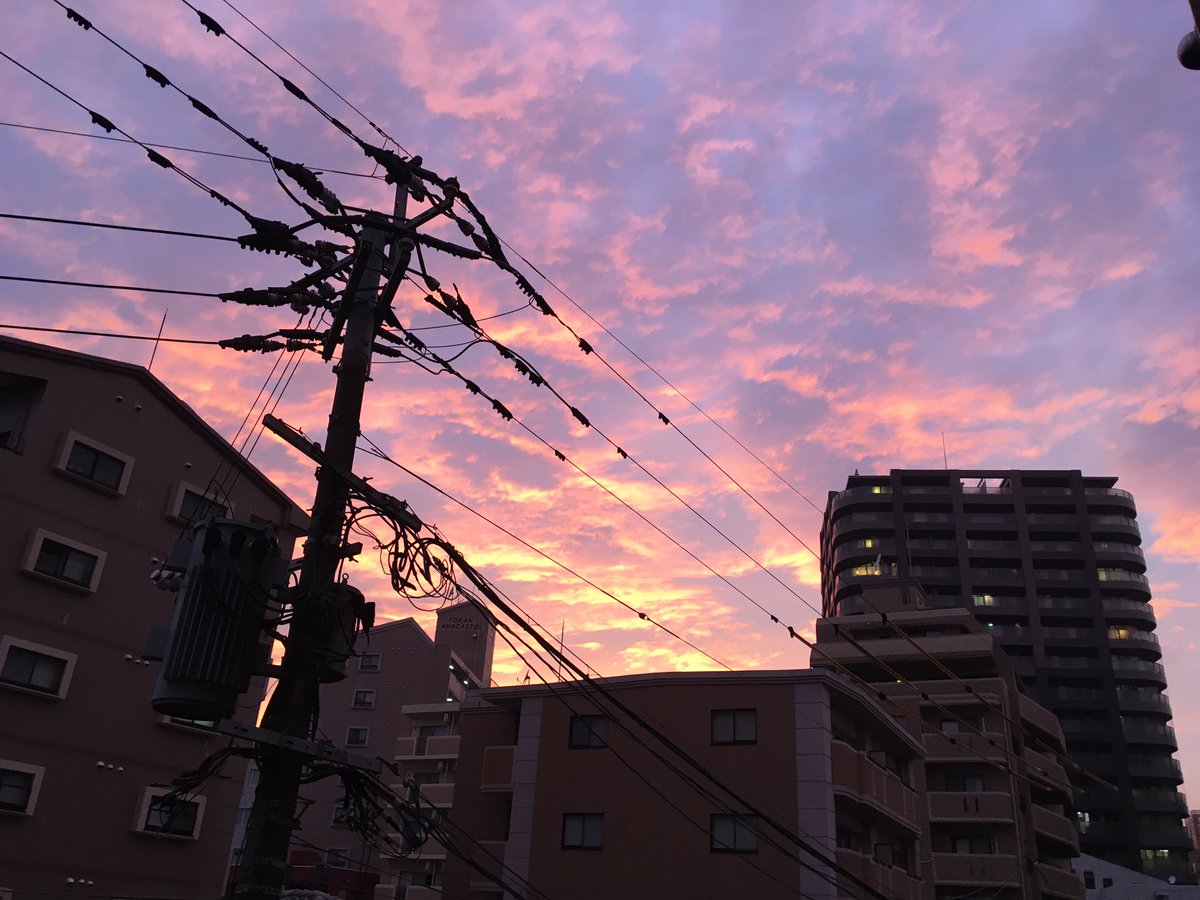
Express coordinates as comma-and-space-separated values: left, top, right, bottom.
0, 211, 240, 241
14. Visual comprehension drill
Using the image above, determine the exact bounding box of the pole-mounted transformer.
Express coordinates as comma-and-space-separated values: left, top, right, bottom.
148, 517, 286, 721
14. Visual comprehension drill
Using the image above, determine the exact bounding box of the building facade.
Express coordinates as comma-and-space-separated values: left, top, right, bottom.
820, 469, 1191, 882
812, 580, 1084, 900
0, 336, 306, 898
380, 669, 930, 900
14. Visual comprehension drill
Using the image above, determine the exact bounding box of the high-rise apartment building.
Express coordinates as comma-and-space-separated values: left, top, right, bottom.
819, 469, 1191, 882
0, 336, 306, 898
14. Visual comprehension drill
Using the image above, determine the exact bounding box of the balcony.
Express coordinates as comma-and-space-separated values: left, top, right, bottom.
1030, 540, 1083, 553
1032, 805, 1079, 855
395, 734, 462, 760
1023, 747, 1070, 796
1102, 596, 1156, 625
1121, 720, 1177, 749
1111, 658, 1166, 686
480, 744, 516, 791
835, 849, 924, 900
932, 852, 1022, 886
1090, 514, 1140, 540
928, 791, 1015, 822
1085, 486, 1134, 502
419, 782, 455, 807
965, 539, 1020, 552
923, 730, 1007, 762
1093, 541, 1146, 566
1115, 689, 1171, 714
1127, 756, 1183, 782
831, 741, 920, 830
1131, 788, 1188, 816
1037, 863, 1085, 899
1039, 596, 1091, 612
1107, 629, 1160, 655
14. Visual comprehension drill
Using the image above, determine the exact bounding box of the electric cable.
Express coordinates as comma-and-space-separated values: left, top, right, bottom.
0, 211, 240, 241
0, 322, 221, 345
0, 274, 218, 297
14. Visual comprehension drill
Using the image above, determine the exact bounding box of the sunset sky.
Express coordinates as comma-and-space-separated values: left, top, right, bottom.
4, 1, 1200, 799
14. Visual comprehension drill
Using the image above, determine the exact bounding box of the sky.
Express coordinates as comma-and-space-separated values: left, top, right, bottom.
3, 0, 1200, 799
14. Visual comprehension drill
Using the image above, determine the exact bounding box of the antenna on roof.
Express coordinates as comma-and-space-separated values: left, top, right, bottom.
941, 431, 949, 470
147, 309, 167, 373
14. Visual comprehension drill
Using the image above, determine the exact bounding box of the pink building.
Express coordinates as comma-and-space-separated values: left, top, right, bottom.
0, 336, 305, 899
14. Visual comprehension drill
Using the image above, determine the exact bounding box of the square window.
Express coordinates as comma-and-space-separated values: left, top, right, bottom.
63, 437, 128, 492
359, 653, 382, 673
1, 646, 66, 695
332, 801, 349, 827
33, 538, 99, 588
142, 794, 201, 838
179, 489, 228, 523
711, 709, 757, 745
327, 848, 350, 868
568, 715, 609, 749
352, 689, 376, 709
711, 813, 758, 853
562, 813, 604, 849
346, 727, 369, 747
951, 835, 993, 854
0, 769, 34, 813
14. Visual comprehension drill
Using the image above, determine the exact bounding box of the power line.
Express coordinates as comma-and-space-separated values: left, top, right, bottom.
0, 274, 217, 297
0, 322, 220, 344
0, 119, 384, 178
0, 211, 239, 241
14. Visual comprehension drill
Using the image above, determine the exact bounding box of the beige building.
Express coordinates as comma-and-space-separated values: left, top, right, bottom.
812, 579, 1084, 900
0, 336, 305, 899
379, 668, 930, 900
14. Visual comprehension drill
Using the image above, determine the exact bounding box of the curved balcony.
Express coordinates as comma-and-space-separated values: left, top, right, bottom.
1111, 658, 1166, 687
1090, 514, 1141, 541
1093, 542, 1146, 570
928, 791, 1016, 823
828, 484, 893, 512
932, 853, 1022, 887
905, 511, 954, 525
1107, 629, 1160, 657
1102, 596, 1157, 627
1131, 788, 1188, 816
1033, 805, 1080, 857
1027, 513, 1079, 528
1115, 689, 1172, 715
1029, 540, 1083, 555
1037, 862, 1085, 899
828, 511, 896, 539
1085, 486, 1135, 502
1039, 595, 1091, 613
1122, 720, 1177, 750
831, 741, 921, 833
830, 538, 897, 571
1127, 755, 1183, 783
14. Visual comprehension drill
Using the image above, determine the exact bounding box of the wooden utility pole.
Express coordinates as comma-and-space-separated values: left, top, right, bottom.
234, 184, 411, 898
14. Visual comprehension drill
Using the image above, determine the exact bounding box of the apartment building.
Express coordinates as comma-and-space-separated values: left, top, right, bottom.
378, 668, 930, 900
813, 579, 1084, 900
0, 336, 306, 898
820, 469, 1191, 882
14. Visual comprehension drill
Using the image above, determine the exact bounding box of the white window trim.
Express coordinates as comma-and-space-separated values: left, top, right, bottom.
0, 635, 78, 700
22, 528, 106, 593
352, 689, 377, 709
131, 787, 206, 840
346, 726, 370, 747
358, 653, 382, 673
0, 758, 46, 816
167, 480, 234, 524
53, 430, 135, 495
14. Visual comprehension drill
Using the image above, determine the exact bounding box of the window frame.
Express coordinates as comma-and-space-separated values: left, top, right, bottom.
711, 708, 757, 745
54, 430, 133, 494
167, 481, 232, 524
562, 812, 604, 850
132, 788, 206, 840
711, 813, 759, 854
568, 714, 610, 749
352, 689, 376, 709
346, 726, 370, 747
358, 653, 382, 673
22, 529, 105, 592
0, 760, 45, 816
0, 636, 77, 700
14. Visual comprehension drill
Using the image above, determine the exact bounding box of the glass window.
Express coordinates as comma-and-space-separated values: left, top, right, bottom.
346, 727, 369, 747
144, 795, 200, 837
0, 768, 34, 813
33, 538, 98, 587
352, 689, 375, 709
179, 489, 227, 523
327, 848, 350, 868
568, 715, 609, 749
711, 814, 758, 853
562, 813, 604, 849
358, 653, 382, 672
1, 646, 67, 695
951, 835, 993, 854
65, 441, 126, 490
711, 709, 757, 745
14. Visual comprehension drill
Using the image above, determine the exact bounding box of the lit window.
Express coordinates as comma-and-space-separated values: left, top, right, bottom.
0, 639, 75, 699
346, 727, 369, 747
711, 813, 758, 853
352, 689, 376, 709
568, 715, 609, 749
711, 709, 757, 745
972, 593, 995, 607
138, 791, 203, 839
59, 433, 131, 492
29, 533, 102, 589
358, 653, 382, 673
562, 813, 604, 849
0, 763, 43, 815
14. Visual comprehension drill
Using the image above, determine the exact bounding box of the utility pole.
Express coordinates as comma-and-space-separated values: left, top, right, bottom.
234, 183, 411, 899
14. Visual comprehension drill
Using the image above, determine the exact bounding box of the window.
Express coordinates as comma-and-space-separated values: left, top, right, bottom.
1082, 872, 1095, 889
711, 708, 757, 745
26, 530, 104, 590
568, 715, 609, 749
711, 814, 758, 853
57, 432, 132, 493
332, 801, 349, 827
352, 689, 376, 709
1102, 877, 1113, 888
0, 638, 75, 699
562, 813, 604, 849
359, 653, 382, 672
327, 848, 350, 868
137, 791, 203, 839
941, 716, 984, 735
346, 727, 369, 747
0, 763, 43, 815
169, 482, 230, 524
951, 835, 993, 854
946, 774, 985, 792
0, 372, 45, 452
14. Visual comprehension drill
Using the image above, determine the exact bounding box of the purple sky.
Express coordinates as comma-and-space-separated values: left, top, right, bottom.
4, 1, 1200, 799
